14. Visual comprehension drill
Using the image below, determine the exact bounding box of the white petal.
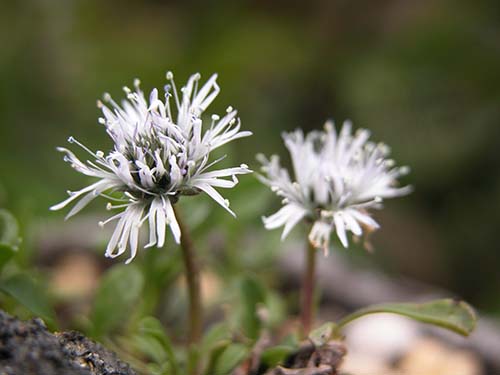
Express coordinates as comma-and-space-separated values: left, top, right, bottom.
197, 166, 252, 179
194, 182, 235, 217
156, 202, 167, 248
192, 73, 219, 111
334, 213, 348, 247
347, 209, 380, 230
164, 197, 181, 244
105, 213, 127, 257
308, 220, 332, 254
343, 212, 362, 236
145, 198, 161, 248
281, 205, 308, 240
126, 222, 140, 264
50, 180, 104, 211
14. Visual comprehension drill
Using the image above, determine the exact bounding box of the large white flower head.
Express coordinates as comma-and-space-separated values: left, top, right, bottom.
51, 72, 252, 263
258, 120, 411, 254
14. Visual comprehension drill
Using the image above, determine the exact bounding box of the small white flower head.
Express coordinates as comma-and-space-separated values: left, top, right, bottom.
257, 120, 411, 255
51, 72, 252, 263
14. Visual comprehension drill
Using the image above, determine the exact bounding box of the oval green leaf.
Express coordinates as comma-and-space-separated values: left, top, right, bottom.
335, 299, 476, 337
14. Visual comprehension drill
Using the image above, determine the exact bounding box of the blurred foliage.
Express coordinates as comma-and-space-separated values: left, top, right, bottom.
0, 0, 499, 338
0, 209, 57, 328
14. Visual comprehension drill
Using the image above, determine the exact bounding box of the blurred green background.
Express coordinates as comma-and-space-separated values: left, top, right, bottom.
1, 0, 500, 315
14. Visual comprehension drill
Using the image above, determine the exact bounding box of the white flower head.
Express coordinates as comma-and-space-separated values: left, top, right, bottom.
258, 120, 411, 255
51, 72, 252, 263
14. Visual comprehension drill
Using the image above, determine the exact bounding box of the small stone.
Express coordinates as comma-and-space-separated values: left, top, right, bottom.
0, 310, 136, 375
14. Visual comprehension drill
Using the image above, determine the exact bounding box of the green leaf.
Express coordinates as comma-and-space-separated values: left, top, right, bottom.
212, 343, 249, 375
147, 362, 171, 375
263, 291, 286, 329
134, 334, 168, 365
203, 340, 231, 375
0, 244, 16, 271
187, 344, 201, 375
201, 322, 231, 355
335, 299, 477, 337
238, 276, 266, 340
199, 323, 231, 375
0, 210, 20, 271
261, 345, 296, 367
91, 263, 144, 337
309, 322, 337, 347
137, 317, 178, 374
0, 273, 56, 328
0, 209, 20, 247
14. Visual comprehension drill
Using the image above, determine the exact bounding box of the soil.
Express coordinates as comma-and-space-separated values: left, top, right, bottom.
0, 310, 136, 375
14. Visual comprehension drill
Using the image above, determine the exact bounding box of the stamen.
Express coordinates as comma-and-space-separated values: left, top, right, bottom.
166, 71, 180, 109
98, 212, 123, 227
399, 166, 410, 175
68, 137, 99, 159
324, 120, 334, 131
193, 73, 201, 97
385, 159, 395, 167
99, 193, 128, 202
377, 143, 390, 155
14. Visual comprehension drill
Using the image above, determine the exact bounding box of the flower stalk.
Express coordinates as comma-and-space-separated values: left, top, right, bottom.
258, 120, 412, 339
173, 205, 202, 347
300, 239, 316, 338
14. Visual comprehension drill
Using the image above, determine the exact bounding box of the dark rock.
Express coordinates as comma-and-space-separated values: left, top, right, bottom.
0, 310, 136, 375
